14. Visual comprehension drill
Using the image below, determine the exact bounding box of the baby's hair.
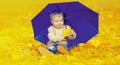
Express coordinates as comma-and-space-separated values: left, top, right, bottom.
50, 9, 64, 18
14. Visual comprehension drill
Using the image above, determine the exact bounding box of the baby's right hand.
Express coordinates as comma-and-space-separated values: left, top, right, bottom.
58, 38, 67, 44
60, 38, 67, 41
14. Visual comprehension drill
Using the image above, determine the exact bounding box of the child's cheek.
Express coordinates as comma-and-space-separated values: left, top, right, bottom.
52, 22, 56, 25
53, 22, 58, 26
62, 22, 64, 25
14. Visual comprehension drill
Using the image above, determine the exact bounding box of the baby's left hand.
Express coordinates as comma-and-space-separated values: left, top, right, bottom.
68, 29, 75, 36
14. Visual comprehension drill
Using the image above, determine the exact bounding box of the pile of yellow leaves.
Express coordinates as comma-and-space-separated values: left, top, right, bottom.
0, 0, 120, 65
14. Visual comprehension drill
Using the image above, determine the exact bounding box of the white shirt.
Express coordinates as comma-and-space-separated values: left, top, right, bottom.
47, 25, 71, 42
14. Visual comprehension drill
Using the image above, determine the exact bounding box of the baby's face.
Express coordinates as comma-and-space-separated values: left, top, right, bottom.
51, 14, 64, 29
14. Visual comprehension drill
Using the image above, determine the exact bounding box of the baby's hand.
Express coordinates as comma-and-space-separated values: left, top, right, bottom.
67, 29, 76, 40
58, 38, 67, 44
62, 27, 76, 38
68, 29, 75, 36
60, 38, 67, 41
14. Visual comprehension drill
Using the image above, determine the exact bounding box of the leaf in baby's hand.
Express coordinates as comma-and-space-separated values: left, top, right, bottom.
62, 27, 71, 37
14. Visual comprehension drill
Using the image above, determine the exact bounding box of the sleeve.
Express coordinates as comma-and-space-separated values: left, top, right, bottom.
48, 26, 62, 42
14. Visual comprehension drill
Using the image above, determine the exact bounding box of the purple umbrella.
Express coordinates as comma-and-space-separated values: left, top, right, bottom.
31, 1, 98, 47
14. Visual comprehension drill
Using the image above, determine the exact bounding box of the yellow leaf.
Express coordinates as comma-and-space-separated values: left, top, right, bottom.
62, 27, 71, 37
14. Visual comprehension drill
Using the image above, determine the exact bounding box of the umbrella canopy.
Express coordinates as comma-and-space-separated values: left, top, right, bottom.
31, 1, 98, 47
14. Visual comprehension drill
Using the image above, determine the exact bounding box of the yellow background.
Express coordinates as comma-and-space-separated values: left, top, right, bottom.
0, 0, 120, 65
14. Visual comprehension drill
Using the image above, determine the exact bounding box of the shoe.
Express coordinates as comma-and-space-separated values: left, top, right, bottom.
57, 45, 69, 54
38, 46, 53, 56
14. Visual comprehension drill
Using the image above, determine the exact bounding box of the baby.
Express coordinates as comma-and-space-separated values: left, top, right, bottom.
47, 9, 76, 54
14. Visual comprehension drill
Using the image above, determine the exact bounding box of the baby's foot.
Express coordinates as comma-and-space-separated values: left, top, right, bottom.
38, 46, 53, 56
57, 45, 69, 54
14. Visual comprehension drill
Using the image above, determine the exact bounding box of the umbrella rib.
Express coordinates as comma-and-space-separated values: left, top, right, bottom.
38, 13, 50, 16
85, 20, 98, 32
36, 23, 50, 39
65, 2, 73, 12
66, 20, 73, 29
55, 4, 62, 10
67, 10, 98, 31
66, 20, 81, 45
67, 9, 98, 15
79, 19, 98, 32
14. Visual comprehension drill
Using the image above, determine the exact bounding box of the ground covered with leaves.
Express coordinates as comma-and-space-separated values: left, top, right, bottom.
0, 0, 120, 65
